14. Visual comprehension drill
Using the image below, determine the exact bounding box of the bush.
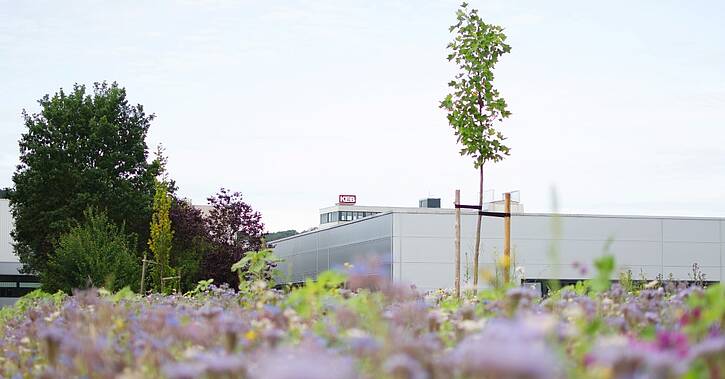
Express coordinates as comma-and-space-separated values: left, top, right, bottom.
0, 289, 66, 327
41, 208, 140, 293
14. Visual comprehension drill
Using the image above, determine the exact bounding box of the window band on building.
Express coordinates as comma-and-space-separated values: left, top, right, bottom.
320, 211, 379, 224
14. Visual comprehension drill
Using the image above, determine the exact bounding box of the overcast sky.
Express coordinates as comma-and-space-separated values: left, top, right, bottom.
1, 0, 724, 232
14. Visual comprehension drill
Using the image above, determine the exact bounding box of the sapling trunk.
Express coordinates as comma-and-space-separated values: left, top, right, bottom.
472, 165, 483, 289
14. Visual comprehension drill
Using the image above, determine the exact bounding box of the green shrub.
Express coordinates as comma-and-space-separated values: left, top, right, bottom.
0, 289, 66, 327
41, 207, 140, 293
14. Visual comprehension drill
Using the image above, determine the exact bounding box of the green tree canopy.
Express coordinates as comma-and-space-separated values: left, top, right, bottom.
441, 3, 512, 167
148, 180, 173, 293
10, 82, 159, 274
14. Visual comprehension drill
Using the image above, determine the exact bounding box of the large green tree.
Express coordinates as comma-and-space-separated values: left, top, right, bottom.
10, 82, 159, 274
441, 3, 512, 288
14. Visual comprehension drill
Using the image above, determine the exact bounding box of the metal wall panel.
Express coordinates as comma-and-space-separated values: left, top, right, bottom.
721, 221, 725, 282
490, 239, 662, 267
662, 242, 720, 267
273, 214, 393, 283
400, 262, 455, 289
275, 210, 724, 289
0, 200, 14, 264
399, 237, 453, 263
507, 215, 663, 241
663, 219, 720, 242
394, 212, 723, 290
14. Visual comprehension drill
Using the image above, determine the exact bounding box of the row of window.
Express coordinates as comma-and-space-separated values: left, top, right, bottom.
320, 211, 380, 224
0, 282, 41, 288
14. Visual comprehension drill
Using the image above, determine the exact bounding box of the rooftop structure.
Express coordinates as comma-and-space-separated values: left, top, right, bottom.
319, 196, 524, 228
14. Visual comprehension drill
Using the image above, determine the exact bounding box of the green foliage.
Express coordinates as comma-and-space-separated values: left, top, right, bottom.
111, 286, 138, 303
173, 241, 205, 293
231, 247, 282, 292
41, 207, 140, 293
148, 180, 173, 293
286, 270, 346, 318
97, 286, 138, 303
344, 290, 387, 335
549, 255, 616, 298
440, 2, 512, 168
10, 82, 158, 275
617, 269, 647, 293
184, 279, 214, 297
685, 283, 725, 339
0, 289, 66, 327
618, 269, 634, 292
489, 252, 519, 291
591, 255, 615, 293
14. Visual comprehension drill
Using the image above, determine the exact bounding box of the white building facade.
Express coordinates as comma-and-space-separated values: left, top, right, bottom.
1, 198, 40, 306
272, 205, 724, 292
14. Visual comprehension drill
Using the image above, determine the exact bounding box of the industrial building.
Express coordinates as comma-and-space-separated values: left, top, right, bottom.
0, 198, 40, 306
272, 196, 725, 291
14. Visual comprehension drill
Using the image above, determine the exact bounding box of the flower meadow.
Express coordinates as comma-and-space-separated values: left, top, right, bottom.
1, 264, 724, 379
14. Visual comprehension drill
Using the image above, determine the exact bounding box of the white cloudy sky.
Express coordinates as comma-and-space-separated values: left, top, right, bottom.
1, 0, 724, 232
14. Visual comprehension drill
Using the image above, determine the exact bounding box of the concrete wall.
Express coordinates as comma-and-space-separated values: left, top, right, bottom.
274, 209, 724, 291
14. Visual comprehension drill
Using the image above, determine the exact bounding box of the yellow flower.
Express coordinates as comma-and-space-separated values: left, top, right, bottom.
481, 269, 494, 283
244, 330, 257, 341
114, 318, 125, 330
498, 255, 511, 269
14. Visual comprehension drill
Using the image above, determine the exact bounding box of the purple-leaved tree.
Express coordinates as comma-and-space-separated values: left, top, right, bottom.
169, 197, 209, 291
202, 188, 264, 287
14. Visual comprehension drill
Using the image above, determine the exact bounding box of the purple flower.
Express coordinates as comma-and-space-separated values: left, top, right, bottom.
196, 352, 247, 376
38, 326, 65, 365
163, 362, 207, 379
655, 331, 689, 358
690, 335, 725, 360
249, 346, 357, 379
446, 319, 560, 379
383, 353, 429, 379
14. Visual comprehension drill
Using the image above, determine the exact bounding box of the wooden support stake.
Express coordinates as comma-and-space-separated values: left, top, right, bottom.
504, 192, 511, 284
454, 189, 461, 299
140, 252, 147, 294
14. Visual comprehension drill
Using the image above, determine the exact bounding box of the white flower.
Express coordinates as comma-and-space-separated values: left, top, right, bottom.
645, 280, 659, 289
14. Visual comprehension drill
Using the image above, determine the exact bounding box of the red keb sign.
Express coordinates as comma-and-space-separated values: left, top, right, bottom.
338, 195, 356, 205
